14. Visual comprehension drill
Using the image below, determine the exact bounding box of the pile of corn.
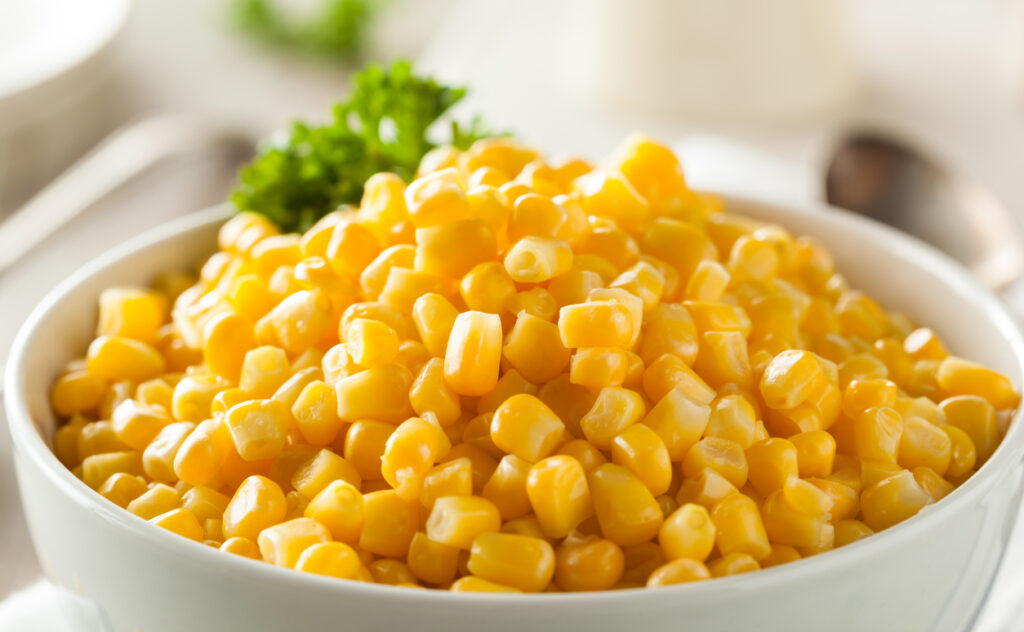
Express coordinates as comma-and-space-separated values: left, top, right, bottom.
50, 135, 1019, 592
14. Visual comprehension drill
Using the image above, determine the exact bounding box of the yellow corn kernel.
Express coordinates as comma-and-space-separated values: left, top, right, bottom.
557, 301, 633, 349
479, 454, 532, 520
238, 346, 289, 398
941, 425, 977, 479
685, 260, 730, 302
692, 331, 753, 389
834, 519, 874, 547
467, 183, 511, 234
426, 496, 501, 550
382, 416, 450, 499
291, 448, 360, 499
360, 490, 419, 557
360, 245, 416, 298
705, 394, 757, 449
507, 193, 567, 241
111, 399, 170, 450
87, 336, 165, 382
709, 552, 760, 577
507, 287, 558, 322
609, 264, 664, 315
81, 451, 143, 489
127, 483, 180, 519
675, 468, 738, 509
284, 380, 340, 445
759, 350, 823, 410
136, 378, 174, 411
642, 354, 715, 406
853, 407, 904, 464
556, 440, 608, 474
860, 470, 934, 530
504, 236, 573, 283
343, 420, 394, 481
843, 378, 898, 418
341, 301, 415, 341
98, 287, 168, 344
335, 364, 413, 423
526, 455, 594, 538
897, 416, 953, 475
460, 261, 516, 314
835, 290, 887, 340
368, 558, 418, 585
940, 395, 1000, 462
468, 532, 556, 592
77, 419, 127, 460
550, 535, 624, 592
646, 558, 712, 587
379, 267, 451, 321
404, 167, 471, 227
293, 541, 362, 580
838, 353, 890, 388
404, 359, 460, 427
682, 438, 748, 489
444, 311, 502, 396
659, 504, 715, 562
51, 370, 106, 417
202, 311, 258, 381
684, 301, 752, 339
487, 393, 563, 462
222, 475, 286, 540
179, 486, 229, 523
642, 388, 711, 461
790, 430, 836, 478
139, 421, 192, 482
728, 234, 779, 282
569, 347, 629, 390
860, 460, 904, 489
150, 508, 204, 542
97, 472, 147, 508
303, 479, 363, 544
617, 541, 666, 586
610, 424, 672, 496
904, 327, 948, 360
589, 464, 663, 547
257, 517, 330, 568
272, 288, 338, 353
345, 318, 400, 369
450, 577, 521, 593
611, 135, 688, 213
578, 387, 645, 449
223, 399, 289, 461
643, 216, 716, 281
171, 374, 228, 422
54, 418, 86, 467
415, 219, 496, 279
761, 489, 834, 549
323, 219, 379, 281
220, 536, 260, 558
807, 478, 858, 522
419, 458, 473, 511
761, 544, 802, 568
503, 313, 571, 383
475, 370, 534, 416
711, 494, 771, 560
410, 294, 458, 359
405, 531, 459, 586
577, 171, 652, 233
745, 438, 798, 497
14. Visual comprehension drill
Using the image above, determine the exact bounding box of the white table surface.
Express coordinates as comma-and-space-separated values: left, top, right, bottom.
3, 0, 1024, 629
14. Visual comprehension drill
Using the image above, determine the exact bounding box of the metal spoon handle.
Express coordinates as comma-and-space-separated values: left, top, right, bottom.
0, 114, 253, 274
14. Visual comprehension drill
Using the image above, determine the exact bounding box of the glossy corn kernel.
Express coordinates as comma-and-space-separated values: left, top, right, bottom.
300, 479, 363, 544
646, 558, 712, 587
126, 483, 180, 519
897, 417, 952, 475
150, 508, 204, 542
641, 388, 711, 461
557, 301, 633, 349
444, 311, 502, 396
503, 313, 571, 383
759, 350, 823, 410
675, 468, 738, 509
711, 494, 771, 560
223, 399, 289, 461
426, 496, 501, 550
682, 438, 748, 489
415, 218, 496, 279
709, 552, 760, 577
526, 455, 594, 539
98, 473, 148, 508
223, 475, 287, 540
589, 464, 663, 547
790, 430, 837, 478
610, 424, 671, 496
745, 438, 798, 497
762, 489, 834, 549
578, 387, 645, 449
87, 336, 165, 382
942, 425, 978, 479
257, 517, 330, 568
481, 455, 533, 520
359, 490, 419, 557
487, 394, 563, 462
659, 504, 715, 562
940, 395, 999, 462
467, 532, 555, 592
293, 541, 363, 580
705, 395, 757, 449
51, 370, 106, 417
642, 354, 715, 406
382, 416, 450, 499
860, 470, 934, 530
853, 407, 904, 464
449, 577, 521, 593
569, 347, 629, 390
335, 364, 414, 423
460, 261, 516, 314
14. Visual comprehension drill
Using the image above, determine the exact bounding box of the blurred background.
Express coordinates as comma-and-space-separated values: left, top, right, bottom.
3, 0, 1024, 628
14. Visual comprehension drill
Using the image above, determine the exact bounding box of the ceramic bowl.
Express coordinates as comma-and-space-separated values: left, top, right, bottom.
6, 197, 1024, 632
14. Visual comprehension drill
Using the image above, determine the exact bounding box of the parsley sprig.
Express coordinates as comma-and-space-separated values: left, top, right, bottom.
230, 61, 500, 232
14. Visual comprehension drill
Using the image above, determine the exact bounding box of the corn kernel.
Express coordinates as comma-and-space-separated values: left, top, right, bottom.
468, 532, 555, 592
683, 438, 748, 489
503, 313, 571, 383
296, 541, 363, 580
51, 370, 106, 418
426, 496, 501, 550
940, 395, 999, 462
569, 347, 629, 390
642, 354, 715, 406
646, 558, 711, 587
258, 517, 330, 567
127, 483, 180, 519
87, 336, 165, 382
335, 364, 414, 423
853, 407, 904, 464
224, 399, 289, 461
382, 417, 450, 499
150, 508, 204, 542
360, 490, 419, 557
444, 311, 502, 396
460, 261, 516, 314
790, 430, 836, 478
711, 494, 771, 560
526, 455, 593, 539
659, 504, 715, 562
589, 464, 663, 547
223, 475, 287, 540
860, 470, 933, 530
942, 425, 977, 479
709, 552, 760, 577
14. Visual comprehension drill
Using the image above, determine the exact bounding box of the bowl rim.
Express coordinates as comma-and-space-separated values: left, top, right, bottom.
6, 195, 1024, 607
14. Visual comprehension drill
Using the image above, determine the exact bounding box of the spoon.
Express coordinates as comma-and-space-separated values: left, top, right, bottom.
824, 131, 1024, 290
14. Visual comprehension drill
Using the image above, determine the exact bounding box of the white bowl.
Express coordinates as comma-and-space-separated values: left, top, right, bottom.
6, 198, 1024, 632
